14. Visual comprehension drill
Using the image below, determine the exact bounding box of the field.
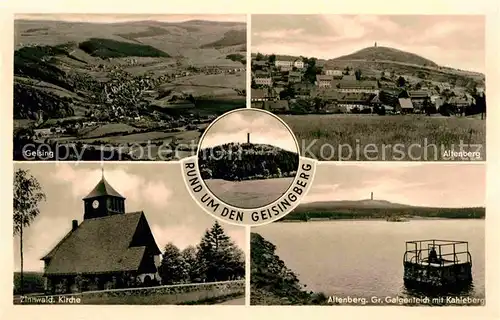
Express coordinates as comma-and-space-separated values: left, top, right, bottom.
281, 114, 486, 161
160, 73, 245, 97
204, 178, 294, 209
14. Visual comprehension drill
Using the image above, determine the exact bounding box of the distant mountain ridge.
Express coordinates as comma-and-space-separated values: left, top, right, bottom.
299, 199, 413, 209
297, 199, 485, 210
283, 198, 485, 221
332, 46, 439, 67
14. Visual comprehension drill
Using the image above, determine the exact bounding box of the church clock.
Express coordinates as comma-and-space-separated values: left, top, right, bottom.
92, 200, 99, 209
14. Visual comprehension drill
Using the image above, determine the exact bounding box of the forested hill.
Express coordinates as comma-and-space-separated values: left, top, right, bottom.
198, 142, 299, 181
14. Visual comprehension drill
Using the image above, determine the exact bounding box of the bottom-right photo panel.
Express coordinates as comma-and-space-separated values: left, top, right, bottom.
250, 162, 485, 306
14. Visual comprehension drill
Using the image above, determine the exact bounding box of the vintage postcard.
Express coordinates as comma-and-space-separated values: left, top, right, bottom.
13, 14, 247, 161
250, 15, 486, 161
13, 163, 245, 304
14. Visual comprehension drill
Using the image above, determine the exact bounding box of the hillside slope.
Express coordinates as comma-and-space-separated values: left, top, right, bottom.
250, 233, 328, 305
333, 46, 438, 67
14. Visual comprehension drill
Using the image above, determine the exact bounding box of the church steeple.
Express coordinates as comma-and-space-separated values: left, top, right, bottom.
83, 171, 126, 220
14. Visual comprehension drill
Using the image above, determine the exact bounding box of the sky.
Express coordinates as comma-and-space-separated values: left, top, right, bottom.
13, 163, 246, 272
252, 14, 485, 73
303, 162, 485, 208
199, 109, 299, 153
14, 14, 246, 23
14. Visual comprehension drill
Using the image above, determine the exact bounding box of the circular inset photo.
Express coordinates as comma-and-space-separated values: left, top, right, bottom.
197, 109, 300, 209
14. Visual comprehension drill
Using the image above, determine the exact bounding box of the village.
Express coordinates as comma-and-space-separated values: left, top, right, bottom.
18, 60, 246, 160
250, 52, 486, 117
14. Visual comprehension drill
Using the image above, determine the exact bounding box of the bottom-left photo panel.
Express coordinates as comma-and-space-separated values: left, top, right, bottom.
13, 162, 246, 305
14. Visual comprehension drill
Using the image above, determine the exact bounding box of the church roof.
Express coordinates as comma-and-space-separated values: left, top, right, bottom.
41, 211, 160, 276
83, 177, 125, 200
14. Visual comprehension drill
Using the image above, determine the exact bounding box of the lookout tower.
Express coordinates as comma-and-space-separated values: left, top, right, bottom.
371, 192, 373, 200
247, 133, 251, 144
374, 42, 377, 47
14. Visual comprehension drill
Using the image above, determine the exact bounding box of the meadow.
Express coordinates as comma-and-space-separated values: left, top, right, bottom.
281, 114, 486, 161
204, 178, 294, 209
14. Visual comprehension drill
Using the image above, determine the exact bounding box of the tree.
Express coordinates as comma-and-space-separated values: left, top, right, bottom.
268, 54, 276, 64
303, 58, 318, 84
13, 169, 46, 295
158, 242, 188, 284
196, 221, 245, 282
181, 245, 201, 283
396, 76, 406, 87
255, 52, 264, 61
354, 69, 362, 80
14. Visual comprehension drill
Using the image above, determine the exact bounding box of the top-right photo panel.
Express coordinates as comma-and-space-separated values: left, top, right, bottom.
251, 15, 486, 161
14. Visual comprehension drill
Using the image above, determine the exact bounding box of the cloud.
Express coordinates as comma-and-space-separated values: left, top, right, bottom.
254, 28, 304, 39
52, 164, 172, 210
200, 110, 298, 152
15, 14, 246, 23
301, 163, 485, 207
252, 14, 485, 72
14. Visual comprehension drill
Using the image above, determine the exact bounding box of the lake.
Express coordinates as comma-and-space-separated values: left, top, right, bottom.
253, 219, 485, 305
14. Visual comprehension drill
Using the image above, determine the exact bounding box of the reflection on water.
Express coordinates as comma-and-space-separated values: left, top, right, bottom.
254, 219, 485, 306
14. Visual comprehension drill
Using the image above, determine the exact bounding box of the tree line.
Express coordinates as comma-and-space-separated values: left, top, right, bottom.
158, 221, 245, 285
198, 142, 299, 181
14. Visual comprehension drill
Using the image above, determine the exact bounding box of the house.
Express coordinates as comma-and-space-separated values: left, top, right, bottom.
274, 56, 295, 68
293, 83, 314, 99
293, 59, 305, 69
397, 98, 414, 114
337, 93, 373, 112
252, 60, 268, 68
316, 75, 334, 88
325, 69, 343, 77
41, 174, 161, 294
251, 88, 274, 102
408, 90, 430, 110
337, 80, 379, 94
408, 90, 430, 100
262, 100, 290, 113
379, 88, 407, 106
288, 71, 302, 84
254, 75, 272, 86
448, 96, 470, 109
315, 88, 339, 102
34, 128, 53, 138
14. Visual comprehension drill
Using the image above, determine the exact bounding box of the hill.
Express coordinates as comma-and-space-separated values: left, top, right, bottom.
333, 46, 438, 67
281, 199, 485, 221
198, 142, 299, 181
78, 38, 170, 58
201, 30, 246, 49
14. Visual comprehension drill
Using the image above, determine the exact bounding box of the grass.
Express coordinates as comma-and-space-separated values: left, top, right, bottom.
281, 114, 486, 161
81, 123, 138, 138
204, 178, 294, 209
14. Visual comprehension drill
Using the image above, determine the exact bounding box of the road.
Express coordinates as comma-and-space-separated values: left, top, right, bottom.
217, 296, 245, 305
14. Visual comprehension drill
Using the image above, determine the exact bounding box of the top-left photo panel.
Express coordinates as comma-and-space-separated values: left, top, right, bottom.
13, 14, 247, 161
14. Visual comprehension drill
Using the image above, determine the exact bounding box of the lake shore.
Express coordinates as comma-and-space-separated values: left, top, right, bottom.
279, 216, 485, 222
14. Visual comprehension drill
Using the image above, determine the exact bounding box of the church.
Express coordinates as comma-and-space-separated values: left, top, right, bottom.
41, 172, 162, 294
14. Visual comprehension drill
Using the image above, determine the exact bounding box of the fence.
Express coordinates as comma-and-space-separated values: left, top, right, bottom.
14, 280, 245, 305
